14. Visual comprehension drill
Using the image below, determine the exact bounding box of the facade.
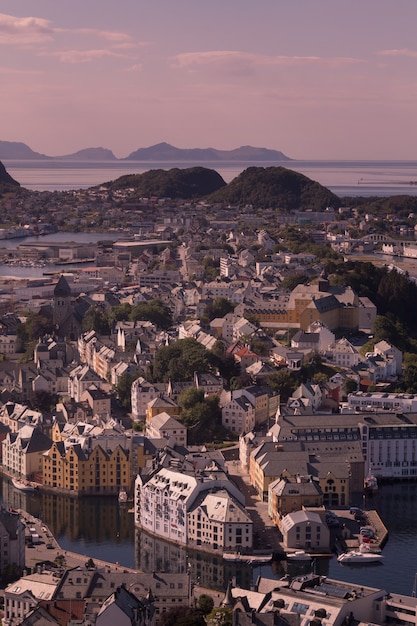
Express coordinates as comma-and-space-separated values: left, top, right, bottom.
42, 441, 131, 495
347, 391, 417, 413
280, 509, 330, 551
2, 426, 52, 480
268, 475, 323, 524
221, 395, 255, 434
135, 465, 249, 553
145, 412, 187, 446
187, 489, 253, 552
0, 509, 25, 582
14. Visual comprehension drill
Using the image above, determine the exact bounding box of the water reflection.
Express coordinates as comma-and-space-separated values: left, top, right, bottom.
3, 475, 417, 595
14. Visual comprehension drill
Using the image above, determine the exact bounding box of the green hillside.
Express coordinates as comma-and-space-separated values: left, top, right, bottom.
206, 166, 341, 210
101, 166, 227, 199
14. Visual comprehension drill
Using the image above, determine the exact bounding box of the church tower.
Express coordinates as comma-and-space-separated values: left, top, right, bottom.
53, 275, 72, 329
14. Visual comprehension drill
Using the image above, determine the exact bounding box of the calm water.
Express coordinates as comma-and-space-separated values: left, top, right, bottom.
2, 476, 417, 595
3, 159, 417, 197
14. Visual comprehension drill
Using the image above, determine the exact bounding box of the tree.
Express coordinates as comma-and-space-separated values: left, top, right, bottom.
115, 371, 141, 409
342, 377, 358, 398
82, 305, 110, 334
203, 297, 235, 323
198, 594, 214, 615
160, 606, 205, 626
267, 368, 298, 401
152, 338, 211, 382
130, 299, 173, 329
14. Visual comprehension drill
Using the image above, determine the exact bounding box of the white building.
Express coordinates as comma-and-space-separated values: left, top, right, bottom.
135, 464, 249, 552
188, 489, 253, 552
145, 412, 187, 446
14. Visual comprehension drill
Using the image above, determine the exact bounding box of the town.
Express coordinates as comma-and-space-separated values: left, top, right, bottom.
1, 165, 417, 625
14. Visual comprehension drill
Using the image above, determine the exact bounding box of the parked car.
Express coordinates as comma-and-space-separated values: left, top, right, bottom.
350, 507, 363, 515
360, 528, 375, 538
361, 536, 376, 544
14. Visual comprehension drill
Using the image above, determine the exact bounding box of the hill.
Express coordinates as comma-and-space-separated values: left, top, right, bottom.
100, 166, 227, 198
125, 142, 291, 162
206, 166, 341, 210
0, 161, 20, 189
0, 141, 48, 160
0, 140, 291, 162
56, 147, 117, 161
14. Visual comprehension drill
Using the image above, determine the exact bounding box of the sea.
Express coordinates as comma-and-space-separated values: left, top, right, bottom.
3, 158, 417, 197
2, 160, 417, 595
2, 475, 417, 596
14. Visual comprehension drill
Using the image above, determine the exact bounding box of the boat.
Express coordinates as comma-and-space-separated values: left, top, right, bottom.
337, 549, 384, 564
286, 551, 312, 562
118, 489, 128, 503
12, 478, 37, 493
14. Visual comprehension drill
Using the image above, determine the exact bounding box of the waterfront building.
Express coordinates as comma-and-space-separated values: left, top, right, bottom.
280, 509, 330, 551
135, 462, 249, 553
187, 488, 252, 552
0, 508, 25, 581
2, 425, 52, 480
0, 402, 43, 434
42, 440, 131, 495
248, 440, 354, 507
268, 475, 323, 523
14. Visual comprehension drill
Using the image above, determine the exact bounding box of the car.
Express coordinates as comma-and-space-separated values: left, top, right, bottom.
354, 512, 367, 523
360, 528, 375, 538
46, 543, 54, 549
350, 507, 363, 515
361, 536, 376, 543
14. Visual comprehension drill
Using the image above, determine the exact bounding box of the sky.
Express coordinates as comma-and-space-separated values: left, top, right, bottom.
1, 0, 417, 160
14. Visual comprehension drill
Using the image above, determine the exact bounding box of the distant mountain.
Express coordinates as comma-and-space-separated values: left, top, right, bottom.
0, 140, 291, 162
56, 147, 117, 161
0, 141, 48, 160
205, 166, 340, 210
0, 161, 20, 187
100, 166, 227, 198
125, 142, 292, 162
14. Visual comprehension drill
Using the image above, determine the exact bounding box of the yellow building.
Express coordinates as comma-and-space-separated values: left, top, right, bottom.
242, 281, 362, 333
42, 441, 131, 496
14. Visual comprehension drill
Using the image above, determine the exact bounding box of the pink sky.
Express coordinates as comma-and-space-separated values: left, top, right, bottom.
1, 0, 417, 159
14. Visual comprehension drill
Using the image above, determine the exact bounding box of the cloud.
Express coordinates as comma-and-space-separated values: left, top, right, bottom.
0, 13, 54, 45
378, 48, 417, 58
170, 50, 363, 74
51, 48, 134, 64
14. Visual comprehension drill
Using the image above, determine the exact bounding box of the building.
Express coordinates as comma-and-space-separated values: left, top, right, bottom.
135, 462, 250, 553
42, 441, 131, 495
280, 509, 330, 551
0, 508, 25, 582
145, 412, 187, 446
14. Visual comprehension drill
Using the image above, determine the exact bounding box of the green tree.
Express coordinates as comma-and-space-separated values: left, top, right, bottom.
342, 377, 358, 398
115, 371, 141, 409
206, 607, 233, 626
160, 606, 205, 626
130, 299, 173, 329
198, 594, 214, 615
152, 338, 211, 382
203, 297, 235, 323
82, 305, 110, 334
267, 368, 298, 402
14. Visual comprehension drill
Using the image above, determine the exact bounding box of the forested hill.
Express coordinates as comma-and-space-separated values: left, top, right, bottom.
206, 166, 341, 210
0, 161, 20, 189
101, 165, 340, 210
100, 166, 227, 198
